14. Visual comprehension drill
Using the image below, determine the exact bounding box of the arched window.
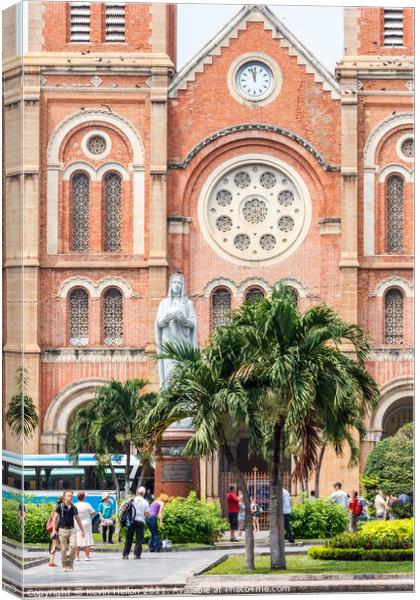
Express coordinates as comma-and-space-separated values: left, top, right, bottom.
245, 287, 265, 303
103, 288, 123, 345
211, 287, 232, 330
104, 173, 121, 252
69, 288, 89, 346
384, 288, 404, 345
386, 175, 403, 253
71, 173, 89, 252
286, 286, 299, 306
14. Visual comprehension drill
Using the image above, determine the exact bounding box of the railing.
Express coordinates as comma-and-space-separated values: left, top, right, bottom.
219, 468, 291, 531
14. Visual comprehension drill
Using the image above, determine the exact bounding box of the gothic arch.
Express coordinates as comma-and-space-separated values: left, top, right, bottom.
46, 109, 145, 255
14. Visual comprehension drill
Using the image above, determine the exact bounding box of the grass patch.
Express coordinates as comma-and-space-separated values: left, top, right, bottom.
206, 554, 414, 575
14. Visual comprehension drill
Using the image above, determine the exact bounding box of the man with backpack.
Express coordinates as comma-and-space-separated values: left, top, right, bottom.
51, 490, 85, 572
348, 490, 364, 532
121, 487, 149, 559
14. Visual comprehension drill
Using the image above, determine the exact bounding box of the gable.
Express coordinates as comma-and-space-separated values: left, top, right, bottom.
169, 4, 341, 100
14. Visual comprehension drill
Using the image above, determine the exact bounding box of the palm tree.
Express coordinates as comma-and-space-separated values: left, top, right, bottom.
67, 402, 123, 502
228, 283, 379, 569
68, 378, 157, 497
6, 367, 39, 441
146, 340, 262, 570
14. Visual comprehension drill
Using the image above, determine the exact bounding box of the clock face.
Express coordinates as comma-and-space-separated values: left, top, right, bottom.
236, 61, 274, 98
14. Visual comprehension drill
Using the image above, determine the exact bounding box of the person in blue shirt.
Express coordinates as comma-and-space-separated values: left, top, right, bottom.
283, 488, 295, 544
98, 492, 114, 544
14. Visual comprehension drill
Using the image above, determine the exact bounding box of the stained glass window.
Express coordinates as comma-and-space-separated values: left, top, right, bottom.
104, 173, 121, 252
69, 289, 89, 346
245, 287, 265, 303
211, 288, 232, 330
71, 173, 89, 252
386, 175, 403, 253
103, 288, 123, 345
384, 288, 404, 345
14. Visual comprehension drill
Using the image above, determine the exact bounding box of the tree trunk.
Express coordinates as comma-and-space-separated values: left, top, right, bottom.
270, 419, 286, 570
314, 442, 327, 498
109, 461, 120, 503
222, 441, 255, 570
137, 458, 151, 491
125, 442, 131, 497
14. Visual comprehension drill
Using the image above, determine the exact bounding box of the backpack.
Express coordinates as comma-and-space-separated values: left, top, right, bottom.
119, 499, 136, 528
354, 499, 363, 516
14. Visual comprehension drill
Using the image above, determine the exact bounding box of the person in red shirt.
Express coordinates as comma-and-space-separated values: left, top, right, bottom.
226, 484, 240, 542
348, 490, 363, 532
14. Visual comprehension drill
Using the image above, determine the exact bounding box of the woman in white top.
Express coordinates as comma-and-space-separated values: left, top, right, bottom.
374, 490, 388, 520
75, 491, 96, 560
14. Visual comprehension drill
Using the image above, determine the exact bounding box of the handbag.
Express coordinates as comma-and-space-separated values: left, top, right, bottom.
102, 518, 114, 527
46, 517, 54, 533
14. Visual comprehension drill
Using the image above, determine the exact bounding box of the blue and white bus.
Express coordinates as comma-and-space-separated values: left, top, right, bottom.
2, 451, 147, 529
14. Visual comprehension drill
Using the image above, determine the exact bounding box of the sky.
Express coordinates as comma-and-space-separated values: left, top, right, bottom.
177, 4, 344, 74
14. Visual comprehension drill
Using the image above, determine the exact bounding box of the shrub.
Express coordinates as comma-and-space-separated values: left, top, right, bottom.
308, 546, 413, 561
326, 519, 413, 550
2, 499, 23, 542
290, 498, 348, 539
2, 498, 53, 544
161, 492, 228, 544
362, 422, 413, 514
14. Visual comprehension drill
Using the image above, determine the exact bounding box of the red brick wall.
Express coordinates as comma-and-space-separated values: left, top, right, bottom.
42, 1, 152, 53
356, 8, 414, 55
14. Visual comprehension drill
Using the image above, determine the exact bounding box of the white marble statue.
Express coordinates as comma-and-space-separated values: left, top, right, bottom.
155, 272, 198, 390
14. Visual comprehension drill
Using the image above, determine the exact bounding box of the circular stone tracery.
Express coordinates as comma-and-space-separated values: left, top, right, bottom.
202, 160, 309, 264
242, 198, 268, 224
87, 134, 107, 155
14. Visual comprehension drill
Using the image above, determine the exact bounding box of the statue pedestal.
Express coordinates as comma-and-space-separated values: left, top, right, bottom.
154, 429, 200, 498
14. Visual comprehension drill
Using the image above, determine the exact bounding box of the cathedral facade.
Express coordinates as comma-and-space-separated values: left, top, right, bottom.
2, 3, 413, 498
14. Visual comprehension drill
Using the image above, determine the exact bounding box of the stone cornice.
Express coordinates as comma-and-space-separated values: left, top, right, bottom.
41, 348, 146, 363
168, 124, 341, 172
367, 348, 414, 362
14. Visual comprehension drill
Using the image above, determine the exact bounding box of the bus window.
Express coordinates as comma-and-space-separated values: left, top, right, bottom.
7, 464, 23, 489
40, 467, 86, 491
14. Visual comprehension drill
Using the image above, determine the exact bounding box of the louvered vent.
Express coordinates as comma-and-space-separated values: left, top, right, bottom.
105, 3, 126, 42
383, 8, 404, 47
70, 2, 91, 42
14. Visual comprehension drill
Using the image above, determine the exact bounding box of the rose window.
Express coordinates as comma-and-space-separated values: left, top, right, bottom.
202, 161, 309, 263
87, 135, 107, 155
242, 198, 268, 224
401, 138, 413, 159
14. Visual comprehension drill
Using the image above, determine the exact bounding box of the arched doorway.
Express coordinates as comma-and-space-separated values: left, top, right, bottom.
370, 377, 414, 442
381, 397, 413, 438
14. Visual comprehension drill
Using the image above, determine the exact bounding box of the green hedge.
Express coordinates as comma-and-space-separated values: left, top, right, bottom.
361, 422, 413, 514
161, 492, 228, 544
308, 546, 413, 561
3, 499, 53, 544
290, 498, 348, 539
327, 519, 413, 550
